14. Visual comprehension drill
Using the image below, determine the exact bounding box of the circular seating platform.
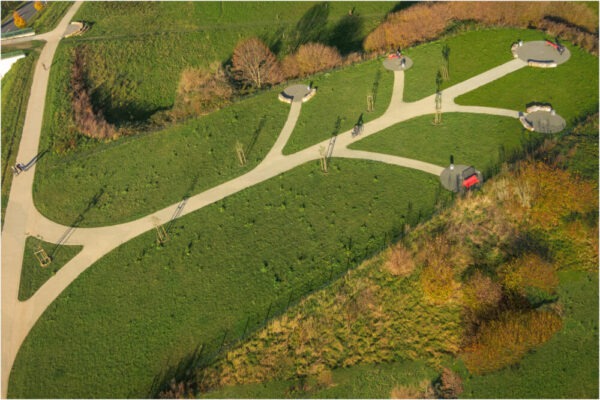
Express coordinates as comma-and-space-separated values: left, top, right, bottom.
279, 84, 315, 104
513, 40, 570, 67
383, 56, 413, 71
524, 110, 566, 133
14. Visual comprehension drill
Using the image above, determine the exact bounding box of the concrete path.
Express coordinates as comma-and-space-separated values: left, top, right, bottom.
1, 13, 529, 396
1, 2, 84, 396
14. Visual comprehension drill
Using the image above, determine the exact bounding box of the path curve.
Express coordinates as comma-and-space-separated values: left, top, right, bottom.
2, 19, 531, 396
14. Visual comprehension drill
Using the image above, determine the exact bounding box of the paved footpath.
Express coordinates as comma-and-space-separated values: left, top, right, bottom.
0, 5, 528, 394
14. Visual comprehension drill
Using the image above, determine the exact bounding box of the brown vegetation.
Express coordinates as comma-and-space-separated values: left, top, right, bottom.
461, 310, 562, 374
171, 65, 233, 121
284, 43, 343, 78
391, 380, 434, 399
232, 37, 283, 88
434, 367, 464, 399
364, 2, 598, 54
71, 48, 117, 140
462, 271, 503, 315
384, 242, 415, 277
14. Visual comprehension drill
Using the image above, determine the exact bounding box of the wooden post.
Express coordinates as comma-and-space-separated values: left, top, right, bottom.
235, 141, 246, 166
366, 94, 374, 112
34, 246, 52, 268
319, 146, 328, 173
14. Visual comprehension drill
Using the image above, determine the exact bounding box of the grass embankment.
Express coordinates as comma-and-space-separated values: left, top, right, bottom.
18, 237, 83, 301
11, 160, 447, 399
1, 50, 39, 225
349, 113, 532, 173
54, 2, 394, 127
282, 59, 393, 154
29, 1, 72, 34
33, 79, 289, 226
456, 42, 599, 125
195, 114, 598, 399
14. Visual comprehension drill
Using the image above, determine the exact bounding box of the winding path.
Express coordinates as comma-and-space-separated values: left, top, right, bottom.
0, 3, 530, 395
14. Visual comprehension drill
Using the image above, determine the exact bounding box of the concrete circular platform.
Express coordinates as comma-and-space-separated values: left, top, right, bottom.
383, 56, 413, 71
279, 84, 315, 103
525, 110, 566, 133
440, 164, 481, 192
514, 40, 570, 66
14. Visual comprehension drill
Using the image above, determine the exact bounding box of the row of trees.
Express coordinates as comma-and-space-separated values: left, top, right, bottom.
364, 1, 598, 54
12, 2, 44, 29
231, 37, 347, 89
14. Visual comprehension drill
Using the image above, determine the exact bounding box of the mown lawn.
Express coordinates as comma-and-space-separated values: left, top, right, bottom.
462, 270, 599, 398
349, 113, 533, 173
33, 82, 289, 227
456, 42, 599, 125
402, 28, 547, 102
282, 58, 394, 154
203, 359, 437, 399
11, 160, 446, 398
1, 50, 39, 226
18, 237, 83, 301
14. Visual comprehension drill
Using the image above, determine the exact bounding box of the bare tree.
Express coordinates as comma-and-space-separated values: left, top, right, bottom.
232, 37, 283, 89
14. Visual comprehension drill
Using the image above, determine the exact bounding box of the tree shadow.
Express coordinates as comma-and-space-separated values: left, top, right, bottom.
291, 2, 330, 51
246, 115, 267, 157
328, 13, 364, 55
146, 344, 205, 398
386, 1, 418, 17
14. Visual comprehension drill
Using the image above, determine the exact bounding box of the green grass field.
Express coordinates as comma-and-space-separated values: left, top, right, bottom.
33, 85, 289, 227
402, 29, 547, 102
349, 113, 534, 173
282, 59, 393, 154
11, 160, 447, 398
1, 50, 39, 226
203, 359, 437, 399
456, 43, 599, 125
18, 237, 83, 301
462, 270, 598, 398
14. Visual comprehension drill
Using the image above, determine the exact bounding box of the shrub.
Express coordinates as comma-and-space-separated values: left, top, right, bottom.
34, 1, 44, 11
364, 2, 598, 54
384, 242, 416, 277
13, 11, 26, 28
462, 270, 503, 314
232, 37, 283, 88
434, 368, 464, 399
171, 65, 233, 121
391, 381, 434, 399
499, 253, 558, 305
461, 310, 563, 375
294, 43, 343, 77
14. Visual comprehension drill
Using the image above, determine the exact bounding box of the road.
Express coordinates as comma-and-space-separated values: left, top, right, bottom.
0, 2, 529, 395
1, 2, 36, 34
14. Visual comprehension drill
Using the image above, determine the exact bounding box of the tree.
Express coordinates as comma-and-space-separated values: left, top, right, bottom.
13, 11, 26, 29
294, 43, 342, 77
232, 37, 283, 89
34, 1, 44, 11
